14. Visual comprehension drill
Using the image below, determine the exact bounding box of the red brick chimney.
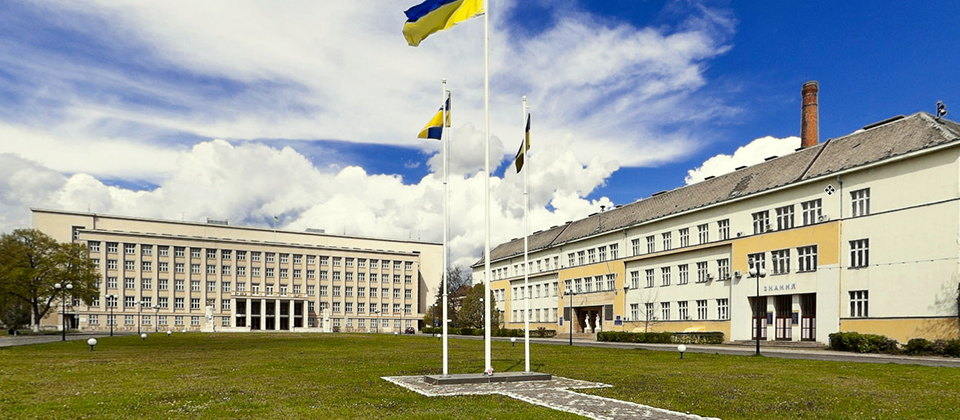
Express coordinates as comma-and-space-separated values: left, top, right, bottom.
800, 81, 819, 149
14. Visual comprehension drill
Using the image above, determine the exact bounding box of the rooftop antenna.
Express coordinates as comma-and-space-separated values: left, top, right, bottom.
936, 101, 948, 121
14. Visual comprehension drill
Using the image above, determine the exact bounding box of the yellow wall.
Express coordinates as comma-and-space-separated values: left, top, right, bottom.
733, 222, 839, 272
559, 261, 626, 316
622, 320, 730, 338
841, 317, 959, 343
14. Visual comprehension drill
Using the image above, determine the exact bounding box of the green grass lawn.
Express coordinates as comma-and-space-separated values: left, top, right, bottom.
1, 333, 959, 419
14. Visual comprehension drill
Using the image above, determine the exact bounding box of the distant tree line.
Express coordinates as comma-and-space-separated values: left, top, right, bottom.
422, 266, 501, 330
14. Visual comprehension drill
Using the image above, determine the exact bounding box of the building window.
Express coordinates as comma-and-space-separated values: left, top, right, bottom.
696, 300, 708, 320
158, 279, 168, 291
266, 268, 275, 278
252, 267, 261, 277
630, 271, 639, 289
124, 260, 135, 271
645, 269, 654, 288
597, 247, 606, 262
266, 253, 275, 263
660, 267, 671, 287
776, 205, 795, 230
175, 263, 185, 273
207, 281, 216, 292
192, 264, 201, 274
748, 252, 766, 271
107, 242, 118, 254
646, 236, 655, 253
280, 268, 288, 278
609, 243, 618, 260
141, 278, 152, 290
631, 238, 641, 256
697, 224, 709, 244
236, 282, 245, 292
190, 298, 200, 310
252, 252, 261, 262
190, 280, 200, 292
696, 262, 709, 283
851, 188, 870, 217
677, 264, 689, 285
107, 260, 118, 270
629, 303, 639, 320
280, 254, 290, 264
222, 266, 231, 276
798, 245, 818, 272
849, 290, 869, 317
88, 241, 101, 253
771, 249, 790, 275
717, 299, 729, 319
158, 246, 169, 257
662, 232, 672, 250
124, 277, 135, 289
752, 210, 770, 234
718, 219, 730, 240
850, 239, 869, 268
106, 277, 118, 289
237, 251, 246, 261
577, 251, 585, 266
222, 282, 231, 292
175, 298, 185, 309
175, 280, 184, 291
661, 302, 671, 321
174, 247, 185, 258
801, 199, 822, 225
678, 301, 689, 320
190, 248, 201, 259
679, 228, 689, 247
717, 258, 730, 280
605, 274, 615, 291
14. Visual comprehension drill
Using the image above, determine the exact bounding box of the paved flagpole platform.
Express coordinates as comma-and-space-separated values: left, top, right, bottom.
423, 371, 552, 385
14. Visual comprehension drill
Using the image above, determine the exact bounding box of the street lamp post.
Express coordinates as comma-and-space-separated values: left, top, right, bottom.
54, 282, 73, 341
749, 267, 767, 356
567, 290, 576, 346
137, 301, 146, 336
106, 294, 117, 337
153, 305, 160, 333
373, 309, 380, 334
622, 283, 630, 331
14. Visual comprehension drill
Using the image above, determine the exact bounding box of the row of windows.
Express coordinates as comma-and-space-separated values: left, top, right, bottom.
629, 299, 730, 321
511, 282, 560, 300
320, 301, 412, 314
96, 264, 413, 284
511, 307, 558, 323
88, 314, 202, 326
95, 280, 412, 300
87, 243, 415, 270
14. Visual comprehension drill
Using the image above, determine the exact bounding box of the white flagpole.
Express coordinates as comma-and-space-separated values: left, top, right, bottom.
483, 0, 492, 375
522, 96, 530, 373
441, 80, 449, 376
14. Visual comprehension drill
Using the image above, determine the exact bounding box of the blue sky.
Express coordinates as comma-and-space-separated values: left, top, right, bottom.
0, 0, 957, 267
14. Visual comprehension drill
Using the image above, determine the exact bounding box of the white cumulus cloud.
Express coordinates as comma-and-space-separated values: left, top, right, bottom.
684, 136, 800, 184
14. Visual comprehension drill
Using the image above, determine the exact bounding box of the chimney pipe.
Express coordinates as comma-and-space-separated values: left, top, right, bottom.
801, 81, 819, 149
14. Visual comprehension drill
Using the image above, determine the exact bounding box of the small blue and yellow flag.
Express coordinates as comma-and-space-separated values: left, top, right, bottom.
515, 113, 531, 173
418, 95, 451, 140
403, 0, 484, 47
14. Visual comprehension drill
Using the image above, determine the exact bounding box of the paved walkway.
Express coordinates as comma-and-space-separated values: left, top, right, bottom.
0, 332, 131, 348
384, 375, 719, 420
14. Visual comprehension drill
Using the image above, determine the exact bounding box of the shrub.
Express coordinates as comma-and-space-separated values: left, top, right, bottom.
944, 339, 960, 358
597, 331, 693, 344
829, 332, 900, 354
905, 338, 934, 355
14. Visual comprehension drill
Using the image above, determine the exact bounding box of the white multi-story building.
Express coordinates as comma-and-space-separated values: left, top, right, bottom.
477, 83, 960, 344
34, 209, 441, 334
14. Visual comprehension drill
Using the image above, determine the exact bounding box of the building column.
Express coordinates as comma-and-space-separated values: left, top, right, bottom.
274, 299, 281, 331
260, 298, 266, 330
230, 298, 237, 328
289, 300, 296, 330
245, 299, 252, 330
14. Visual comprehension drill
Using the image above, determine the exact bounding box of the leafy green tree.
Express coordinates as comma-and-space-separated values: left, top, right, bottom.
456, 283, 501, 330
0, 229, 99, 332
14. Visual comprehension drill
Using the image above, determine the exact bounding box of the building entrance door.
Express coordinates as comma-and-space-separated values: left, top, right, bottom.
775, 295, 792, 340
800, 294, 816, 341
750, 297, 767, 340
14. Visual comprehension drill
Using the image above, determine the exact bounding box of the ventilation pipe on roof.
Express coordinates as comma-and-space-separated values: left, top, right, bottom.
801, 81, 819, 149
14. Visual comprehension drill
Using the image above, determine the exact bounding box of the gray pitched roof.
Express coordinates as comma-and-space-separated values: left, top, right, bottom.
475, 112, 960, 267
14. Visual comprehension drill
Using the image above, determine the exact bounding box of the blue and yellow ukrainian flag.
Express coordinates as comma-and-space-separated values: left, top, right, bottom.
403, 0, 484, 47
418, 96, 451, 140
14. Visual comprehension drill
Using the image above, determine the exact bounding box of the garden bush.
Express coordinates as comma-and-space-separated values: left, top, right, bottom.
828, 332, 900, 354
